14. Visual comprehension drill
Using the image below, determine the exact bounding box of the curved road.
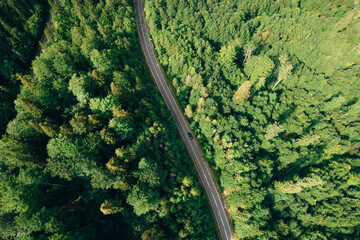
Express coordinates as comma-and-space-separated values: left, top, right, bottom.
134, 1, 233, 239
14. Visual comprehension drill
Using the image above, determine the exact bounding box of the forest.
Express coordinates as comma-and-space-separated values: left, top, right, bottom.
145, 0, 360, 239
0, 0, 217, 239
0, 0, 48, 135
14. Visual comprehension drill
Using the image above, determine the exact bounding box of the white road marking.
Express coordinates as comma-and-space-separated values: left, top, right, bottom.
212, 192, 219, 208
220, 212, 225, 226
203, 173, 209, 183
224, 229, 229, 240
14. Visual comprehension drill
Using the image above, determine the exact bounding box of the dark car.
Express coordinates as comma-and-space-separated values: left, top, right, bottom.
187, 132, 193, 140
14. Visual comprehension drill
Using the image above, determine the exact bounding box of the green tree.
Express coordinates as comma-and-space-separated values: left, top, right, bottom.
244, 55, 274, 84
90, 49, 112, 73
127, 184, 160, 216
68, 74, 91, 104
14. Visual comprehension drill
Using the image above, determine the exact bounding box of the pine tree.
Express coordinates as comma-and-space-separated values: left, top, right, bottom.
272, 55, 293, 91
297, 135, 320, 146
100, 200, 123, 215
16, 73, 34, 92
16, 98, 43, 119
264, 123, 284, 140
233, 81, 251, 104
185, 104, 193, 118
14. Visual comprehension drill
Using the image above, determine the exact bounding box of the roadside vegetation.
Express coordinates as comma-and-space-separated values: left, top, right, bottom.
0, 0, 217, 239
145, 0, 360, 238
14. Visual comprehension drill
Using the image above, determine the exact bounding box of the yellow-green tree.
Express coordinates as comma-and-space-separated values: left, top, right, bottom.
100, 200, 123, 215
233, 81, 252, 104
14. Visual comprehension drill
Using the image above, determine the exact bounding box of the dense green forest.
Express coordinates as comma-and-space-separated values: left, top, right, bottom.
145, 0, 360, 239
0, 0, 48, 134
0, 0, 217, 239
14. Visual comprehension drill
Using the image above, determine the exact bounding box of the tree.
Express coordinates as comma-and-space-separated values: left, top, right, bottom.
185, 104, 193, 118
16, 73, 34, 92
89, 96, 120, 118
52, 54, 75, 77
138, 158, 162, 187
46, 134, 102, 180
264, 123, 284, 140
113, 106, 130, 119
272, 55, 293, 90
233, 81, 251, 104
90, 49, 112, 73
39, 121, 58, 137
127, 184, 160, 216
297, 135, 320, 147
1, 136, 43, 167
219, 45, 236, 67
274, 181, 302, 194
68, 74, 90, 104
100, 200, 123, 215
141, 227, 165, 240
16, 98, 43, 119
108, 118, 134, 141
242, 41, 256, 66
244, 55, 274, 84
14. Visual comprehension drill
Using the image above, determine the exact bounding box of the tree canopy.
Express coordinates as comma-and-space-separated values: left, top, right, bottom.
145, 0, 360, 238
0, 0, 217, 239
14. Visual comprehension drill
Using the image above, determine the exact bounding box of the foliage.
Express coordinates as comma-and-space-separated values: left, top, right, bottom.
0, 0, 48, 134
145, 0, 360, 238
0, 0, 217, 239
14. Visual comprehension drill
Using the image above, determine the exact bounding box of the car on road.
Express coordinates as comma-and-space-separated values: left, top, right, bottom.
187, 132, 193, 140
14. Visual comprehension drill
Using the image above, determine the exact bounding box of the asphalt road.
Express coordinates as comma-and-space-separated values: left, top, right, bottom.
134, 1, 233, 239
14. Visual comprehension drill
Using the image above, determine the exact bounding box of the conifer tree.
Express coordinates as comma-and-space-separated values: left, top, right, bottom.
233, 81, 251, 104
